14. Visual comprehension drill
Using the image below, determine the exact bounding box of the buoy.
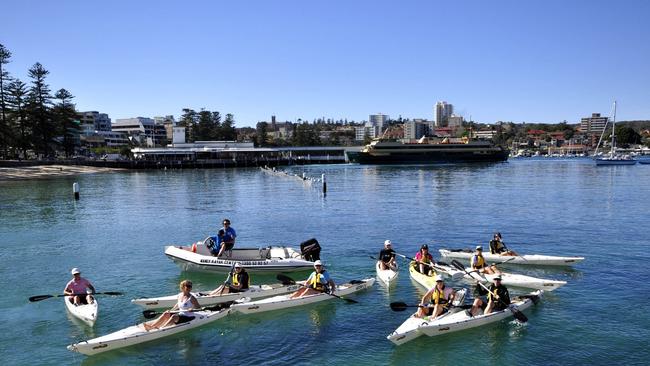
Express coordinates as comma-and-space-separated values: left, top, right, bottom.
191, 243, 197, 253
73, 182, 80, 200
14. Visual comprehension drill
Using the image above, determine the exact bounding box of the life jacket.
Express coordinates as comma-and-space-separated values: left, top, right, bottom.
432, 286, 451, 307
232, 271, 250, 289
490, 239, 505, 253
416, 252, 433, 264
308, 271, 328, 291
472, 254, 485, 269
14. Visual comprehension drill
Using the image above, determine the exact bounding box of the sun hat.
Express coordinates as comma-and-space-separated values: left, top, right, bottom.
71, 268, 80, 275
384, 240, 392, 246
313, 260, 323, 266
493, 275, 502, 280
475, 246, 483, 250
234, 262, 242, 268
435, 275, 444, 282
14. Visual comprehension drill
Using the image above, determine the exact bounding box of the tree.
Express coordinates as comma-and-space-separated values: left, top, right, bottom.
210, 111, 222, 140
179, 108, 197, 142
221, 113, 236, 141
52, 88, 79, 157
256, 122, 268, 147
26, 63, 55, 157
0, 44, 12, 158
6, 79, 29, 158
195, 109, 214, 141
615, 126, 641, 147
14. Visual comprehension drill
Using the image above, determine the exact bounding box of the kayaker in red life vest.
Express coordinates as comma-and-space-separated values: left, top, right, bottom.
209, 262, 250, 295
63, 268, 96, 305
143, 280, 201, 331
289, 260, 336, 299
378, 240, 397, 271
415, 275, 456, 318
471, 246, 500, 275
484, 276, 511, 314
414, 244, 435, 276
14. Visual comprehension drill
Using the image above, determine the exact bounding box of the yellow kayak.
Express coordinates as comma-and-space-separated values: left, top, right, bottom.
408, 261, 438, 289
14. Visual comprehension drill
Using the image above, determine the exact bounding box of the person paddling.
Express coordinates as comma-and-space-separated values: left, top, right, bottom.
415, 275, 455, 318
471, 246, 500, 275
143, 280, 201, 331
63, 268, 96, 306
209, 262, 250, 295
484, 276, 511, 314
290, 260, 335, 298
489, 232, 518, 256
378, 240, 397, 271
414, 244, 435, 276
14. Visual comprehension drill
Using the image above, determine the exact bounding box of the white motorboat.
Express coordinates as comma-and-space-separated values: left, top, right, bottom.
67, 305, 231, 356
64, 296, 98, 326
439, 249, 584, 266
131, 282, 303, 310
376, 261, 399, 286
230, 278, 375, 314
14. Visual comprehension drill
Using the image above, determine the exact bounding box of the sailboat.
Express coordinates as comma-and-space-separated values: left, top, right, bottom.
594, 101, 637, 165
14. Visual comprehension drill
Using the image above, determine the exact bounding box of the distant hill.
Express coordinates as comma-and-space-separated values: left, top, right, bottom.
617, 120, 650, 131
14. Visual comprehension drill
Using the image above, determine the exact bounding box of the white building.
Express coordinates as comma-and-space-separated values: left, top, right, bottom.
435, 101, 454, 127
448, 115, 464, 129
404, 120, 431, 139
355, 126, 379, 141
369, 114, 390, 131
113, 117, 167, 146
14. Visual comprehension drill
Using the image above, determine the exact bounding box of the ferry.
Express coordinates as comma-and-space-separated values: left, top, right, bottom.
347, 137, 509, 164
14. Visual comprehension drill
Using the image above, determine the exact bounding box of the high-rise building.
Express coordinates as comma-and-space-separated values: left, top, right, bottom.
580, 113, 608, 134
435, 101, 454, 127
369, 114, 390, 131
78, 111, 112, 131
403, 120, 429, 139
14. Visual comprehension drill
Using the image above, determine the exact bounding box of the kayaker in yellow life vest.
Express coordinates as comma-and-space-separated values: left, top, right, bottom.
415, 275, 455, 318
209, 262, 250, 295
471, 246, 499, 275
290, 260, 336, 299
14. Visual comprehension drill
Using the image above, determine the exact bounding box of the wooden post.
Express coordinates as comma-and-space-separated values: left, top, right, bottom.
322, 174, 327, 195
73, 182, 80, 200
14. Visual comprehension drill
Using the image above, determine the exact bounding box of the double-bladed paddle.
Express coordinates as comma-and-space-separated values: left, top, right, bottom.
393, 252, 464, 281
389, 301, 473, 312
450, 260, 528, 323
142, 302, 232, 319
276, 274, 359, 304
29, 291, 123, 302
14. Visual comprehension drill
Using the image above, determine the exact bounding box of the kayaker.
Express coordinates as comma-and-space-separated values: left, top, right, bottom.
209, 262, 250, 295
484, 276, 511, 314
290, 260, 336, 298
63, 268, 96, 305
471, 246, 499, 275
489, 232, 518, 256
378, 240, 397, 271
216, 218, 237, 258
414, 244, 435, 276
415, 275, 455, 318
143, 280, 201, 331
470, 281, 489, 316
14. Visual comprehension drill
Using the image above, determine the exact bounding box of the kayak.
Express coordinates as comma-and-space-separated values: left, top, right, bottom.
418, 290, 543, 338
165, 242, 316, 274
65, 296, 98, 326
439, 249, 585, 266
408, 262, 441, 289
230, 278, 375, 314
376, 261, 399, 286
434, 262, 567, 291
132, 282, 303, 310
387, 288, 467, 346
67, 305, 231, 356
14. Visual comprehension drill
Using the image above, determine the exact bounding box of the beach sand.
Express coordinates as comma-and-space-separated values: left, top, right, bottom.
0, 165, 126, 181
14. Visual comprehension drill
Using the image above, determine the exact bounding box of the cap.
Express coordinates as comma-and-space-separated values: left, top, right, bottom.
435, 275, 444, 282
384, 240, 392, 246
313, 260, 323, 266
234, 262, 242, 268
421, 244, 428, 250
71, 268, 80, 275
475, 246, 483, 250
493, 275, 502, 280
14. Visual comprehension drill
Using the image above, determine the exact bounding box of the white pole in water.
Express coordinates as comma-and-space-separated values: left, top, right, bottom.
73, 182, 80, 200
322, 174, 327, 195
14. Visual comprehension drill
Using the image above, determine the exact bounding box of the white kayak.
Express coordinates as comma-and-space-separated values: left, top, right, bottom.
387, 288, 467, 346
439, 249, 584, 266
65, 296, 98, 326
376, 261, 399, 286
418, 290, 543, 338
231, 278, 375, 314
131, 282, 303, 310
434, 262, 567, 291
67, 305, 231, 356
165, 242, 316, 274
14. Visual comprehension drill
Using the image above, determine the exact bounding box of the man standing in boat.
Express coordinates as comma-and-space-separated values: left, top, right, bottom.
290, 260, 336, 298
64, 268, 96, 305
216, 218, 237, 258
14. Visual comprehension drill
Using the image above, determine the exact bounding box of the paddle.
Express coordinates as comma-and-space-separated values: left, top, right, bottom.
29, 291, 123, 302
276, 274, 359, 304
389, 301, 473, 312
394, 252, 464, 281
450, 260, 528, 323
217, 264, 236, 295
142, 302, 232, 319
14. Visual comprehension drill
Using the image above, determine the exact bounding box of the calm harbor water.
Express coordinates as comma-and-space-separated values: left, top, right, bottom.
1, 159, 649, 365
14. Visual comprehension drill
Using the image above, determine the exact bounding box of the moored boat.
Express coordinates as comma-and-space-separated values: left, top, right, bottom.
131, 282, 303, 310
376, 261, 399, 286
439, 249, 584, 266
67, 305, 231, 356
65, 296, 98, 326
165, 237, 321, 274
230, 278, 375, 314
417, 290, 543, 338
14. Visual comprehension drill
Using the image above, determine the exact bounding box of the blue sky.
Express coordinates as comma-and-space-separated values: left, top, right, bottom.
2, 0, 649, 127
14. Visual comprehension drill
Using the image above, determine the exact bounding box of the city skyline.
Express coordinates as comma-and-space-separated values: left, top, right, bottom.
2, 0, 649, 127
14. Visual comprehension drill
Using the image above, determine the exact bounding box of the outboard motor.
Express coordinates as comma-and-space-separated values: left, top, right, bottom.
300, 238, 321, 261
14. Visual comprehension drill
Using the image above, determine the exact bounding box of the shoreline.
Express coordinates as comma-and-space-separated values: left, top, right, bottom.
0, 165, 127, 181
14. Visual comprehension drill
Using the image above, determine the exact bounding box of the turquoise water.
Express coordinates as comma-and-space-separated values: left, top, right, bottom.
1, 159, 649, 365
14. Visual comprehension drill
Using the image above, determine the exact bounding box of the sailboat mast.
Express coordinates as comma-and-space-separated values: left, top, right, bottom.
611, 100, 617, 156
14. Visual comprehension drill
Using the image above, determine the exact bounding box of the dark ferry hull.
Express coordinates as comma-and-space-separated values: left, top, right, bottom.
348, 150, 509, 164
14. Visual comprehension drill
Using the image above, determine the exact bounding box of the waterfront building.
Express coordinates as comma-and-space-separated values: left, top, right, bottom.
369, 114, 390, 131
78, 111, 111, 132
404, 120, 429, 139
355, 125, 379, 141
435, 101, 454, 127
476, 129, 497, 140
113, 117, 168, 146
